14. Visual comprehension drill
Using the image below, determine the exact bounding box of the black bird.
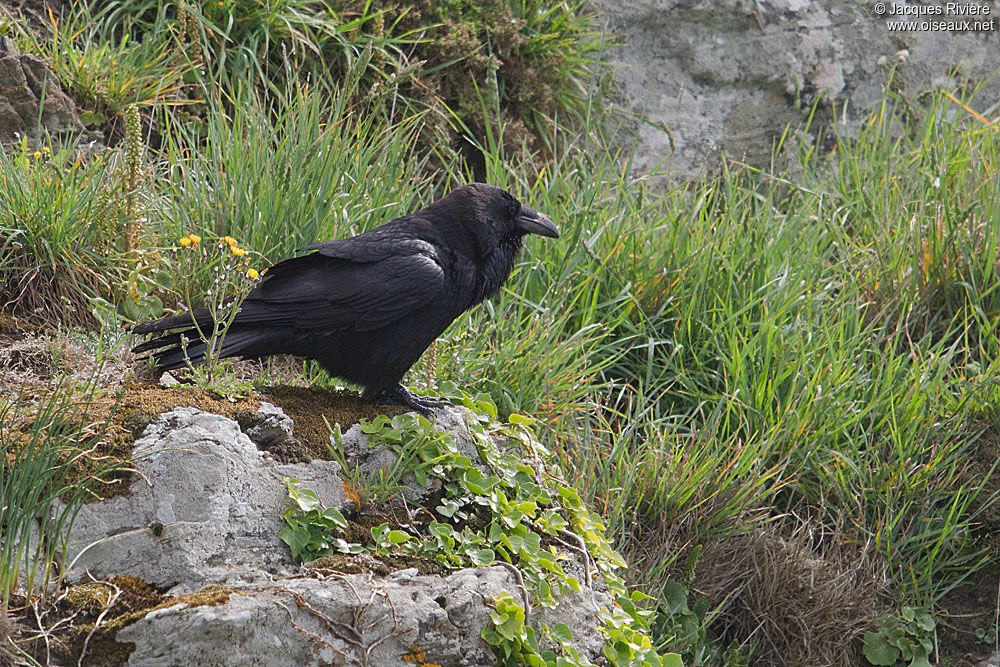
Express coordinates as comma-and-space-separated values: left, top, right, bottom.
132, 183, 559, 412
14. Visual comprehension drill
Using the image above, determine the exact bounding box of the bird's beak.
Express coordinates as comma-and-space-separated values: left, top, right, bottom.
517, 206, 560, 239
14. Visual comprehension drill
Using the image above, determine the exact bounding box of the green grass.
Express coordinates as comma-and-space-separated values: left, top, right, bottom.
155, 77, 430, 266
0, 379, 120, 614
0, 141, 135, 328
434, 85, 1000, 656
2, 2, 999, 662
13, 1, 193, 116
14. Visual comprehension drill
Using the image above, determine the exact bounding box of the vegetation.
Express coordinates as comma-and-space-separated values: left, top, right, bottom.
282, 395, 672, 665
1, 0, 999, 664
0, 379, 121, 614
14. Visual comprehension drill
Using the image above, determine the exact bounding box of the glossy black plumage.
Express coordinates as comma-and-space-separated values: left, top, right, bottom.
132, 183, 558, 411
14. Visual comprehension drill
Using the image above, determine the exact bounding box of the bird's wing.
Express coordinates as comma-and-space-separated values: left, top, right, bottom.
239, 239, 447, 332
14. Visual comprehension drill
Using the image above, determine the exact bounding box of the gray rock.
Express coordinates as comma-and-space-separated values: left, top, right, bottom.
63, 407, 346, 593
61, 403, 614, 665
976, 652, 1000, 667
249, 401, 295, 437
157, 371, 180, 388
118, 567, 609, 666
0, 52, 90, 147
590, 0, 1000, 181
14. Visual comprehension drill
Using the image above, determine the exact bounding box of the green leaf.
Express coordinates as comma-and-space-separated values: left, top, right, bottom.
469, 548, 495, 566
661, 581, 688, 614
863, 631, 901, 666
508, 413, 537, 426
915, 612, 935, 632
280, 525, 310, 559
550, 622, 573, 643
385, 530, 411, 544
80, 110, 107, 127
481, 627, 502, 646
321, 507, 347, 529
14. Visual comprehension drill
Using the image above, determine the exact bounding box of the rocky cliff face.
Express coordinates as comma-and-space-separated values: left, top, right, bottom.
0, 37, 98, 149
590, 0, 1000, 181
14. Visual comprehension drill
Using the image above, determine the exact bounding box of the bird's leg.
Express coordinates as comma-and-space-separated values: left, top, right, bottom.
378, 385, 452, 416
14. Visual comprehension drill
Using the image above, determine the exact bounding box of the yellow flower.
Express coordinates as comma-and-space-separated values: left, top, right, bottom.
189, 234, 202, 245
247, 268, 259, 279
224, 236, 237, 246
179, 236, 192, 247
33, 151, 41, 160
42, 146, 51, 155
231, 246, 246, 257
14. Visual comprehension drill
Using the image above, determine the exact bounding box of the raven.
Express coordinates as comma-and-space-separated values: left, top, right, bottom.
132, 183, 559, 412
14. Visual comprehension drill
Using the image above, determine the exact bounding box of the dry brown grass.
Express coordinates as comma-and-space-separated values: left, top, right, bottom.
0, 258, 105, 331
689, 518, 890, 665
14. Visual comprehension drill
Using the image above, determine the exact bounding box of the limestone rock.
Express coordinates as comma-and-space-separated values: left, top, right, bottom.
591, 0, 1000, 181
64, 407, 346, 593
59, 402, 614, 665
0, 51, 90, 147
118, 568, 609, 666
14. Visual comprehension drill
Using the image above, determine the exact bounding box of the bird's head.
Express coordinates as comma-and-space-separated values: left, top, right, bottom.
426, 183, 558, 302
445, 183, 559, 244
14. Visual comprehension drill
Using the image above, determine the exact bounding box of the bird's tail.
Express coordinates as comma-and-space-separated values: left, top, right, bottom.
132, 309, 262, 371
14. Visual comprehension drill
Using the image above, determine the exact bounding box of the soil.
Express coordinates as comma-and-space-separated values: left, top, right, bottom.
7, 578, 238, 666
936, 564, 1000, 666
109, 381, 405, 463
935, 425, 1000, 666
0, 0, 65, 39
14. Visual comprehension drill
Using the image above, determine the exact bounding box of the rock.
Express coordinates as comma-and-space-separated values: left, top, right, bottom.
977, 652, 1000, 667
590, 0, 1000, 182
249, 401, 295, 437
117, 568, 609, 666
59, 402, 616, 665
0, 51, 90, 148
157, 371, 180, 388
243, 400, 309, 462
63, 407, 346, 593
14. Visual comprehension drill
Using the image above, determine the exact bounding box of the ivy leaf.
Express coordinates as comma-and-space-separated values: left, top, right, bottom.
385, 530, 411, 544
280, 525, 310, 559
550, 622, 573, 643
469, 548, 495, 566
508, 413, 536, 426
863, 631, 901, 666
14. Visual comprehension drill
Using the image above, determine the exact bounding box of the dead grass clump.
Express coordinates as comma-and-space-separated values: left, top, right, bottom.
692, 520, 890, 665
0, 259, 104, 331
0, 333, 131, 397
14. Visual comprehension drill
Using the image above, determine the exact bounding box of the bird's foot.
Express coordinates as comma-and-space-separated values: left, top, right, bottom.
378, 385, 452, 417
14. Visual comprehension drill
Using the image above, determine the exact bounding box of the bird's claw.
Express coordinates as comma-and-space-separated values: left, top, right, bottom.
378, 385, 452, 417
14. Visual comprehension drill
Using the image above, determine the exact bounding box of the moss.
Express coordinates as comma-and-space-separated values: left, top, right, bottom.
307, 553, 451, 577
261, 385, 405, 459
54, 582, 242, 665
60, 633, 137, 667
108, 383, 403, 460
72, 382, 406, 502
65, 582, 117, 614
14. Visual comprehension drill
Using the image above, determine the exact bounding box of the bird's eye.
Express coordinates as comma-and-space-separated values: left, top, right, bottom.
507, 200, 520, 219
